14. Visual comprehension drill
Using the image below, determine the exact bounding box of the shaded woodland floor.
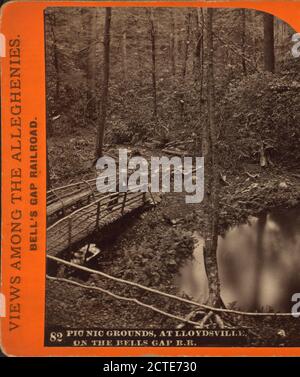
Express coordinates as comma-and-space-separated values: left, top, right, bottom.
44, 6, 300, 347
46, 133, 300, 345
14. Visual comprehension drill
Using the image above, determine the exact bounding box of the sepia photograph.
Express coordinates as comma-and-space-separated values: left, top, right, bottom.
44, 6, 300, 347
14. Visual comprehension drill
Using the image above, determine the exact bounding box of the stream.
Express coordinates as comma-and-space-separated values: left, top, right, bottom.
178, 206, 300, 312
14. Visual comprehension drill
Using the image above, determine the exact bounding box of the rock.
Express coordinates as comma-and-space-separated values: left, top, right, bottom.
277, 329, 286, 338
89, 243, 100, 254
86, 243, 101, 262
278, 181, 288, 189
147, 192, 162, 205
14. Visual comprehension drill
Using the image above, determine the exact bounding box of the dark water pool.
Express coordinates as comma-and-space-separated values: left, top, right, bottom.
178, 206, 300, 312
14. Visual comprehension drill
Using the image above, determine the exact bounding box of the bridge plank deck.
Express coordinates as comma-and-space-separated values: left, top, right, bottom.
47, 192, 147, 257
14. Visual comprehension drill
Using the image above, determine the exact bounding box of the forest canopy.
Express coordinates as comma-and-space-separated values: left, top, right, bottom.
45, 7, 299, 175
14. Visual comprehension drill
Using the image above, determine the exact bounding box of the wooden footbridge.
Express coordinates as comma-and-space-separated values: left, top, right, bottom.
46, 146, 199, 258
46, 178, 153, 258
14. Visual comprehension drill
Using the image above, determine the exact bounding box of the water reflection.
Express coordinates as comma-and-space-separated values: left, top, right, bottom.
178, 206, 300, 312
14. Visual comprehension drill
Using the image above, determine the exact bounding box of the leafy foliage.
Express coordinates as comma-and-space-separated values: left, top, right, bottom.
218, 73, 300, 168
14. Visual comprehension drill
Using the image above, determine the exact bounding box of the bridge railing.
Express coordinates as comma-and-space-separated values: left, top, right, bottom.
47, 178, 97, 203
47, 189, 148, 257
46, 175, 117, 221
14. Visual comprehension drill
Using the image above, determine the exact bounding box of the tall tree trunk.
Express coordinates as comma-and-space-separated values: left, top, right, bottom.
95, 8, 112, 159
49, 14, 60, 102
122, 30, 127, 82
251, 13, 274, 307
182, 11, 191, 79
87, 11, 97, 100
149, 9, 158, 120
263, 13, 275, 72
199, 9, 205, 100
202, 8, 222, 307
240, 9, 247, 75
136, 21, 143, 82
194, 8, 204, 155
251, 11, 258, 70
252, 213, 267, 311
194, 8, 204, 89
179, 11, 191, 123
46, 13, 59, 137
46, 143, 51, 190
169, 9, 176, 76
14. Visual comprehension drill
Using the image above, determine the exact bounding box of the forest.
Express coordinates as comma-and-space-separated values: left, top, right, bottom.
45, 7, 300, 346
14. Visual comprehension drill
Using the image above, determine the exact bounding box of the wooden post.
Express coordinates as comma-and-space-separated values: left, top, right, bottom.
121, 192, 127, 215
96, 201, 101, 230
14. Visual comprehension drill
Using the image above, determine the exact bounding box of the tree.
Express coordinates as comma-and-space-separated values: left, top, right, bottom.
240, 9, 247, 75
122, 30, 127, 82
251, 11, 275, 311
193, 8, 204, 98
252, 213, 267, 310
46, 12, 59, 137
263, 13, 275, 72
85, 10, 98, 122
149, 8, 158, 120
46, 144, 51, 190
169, 9, 176, 76
182, 11, 191, 79
95, 8, 112, 159
86, 11, 98, 102
202, 8, 223, 308
48, 13, 60, 102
